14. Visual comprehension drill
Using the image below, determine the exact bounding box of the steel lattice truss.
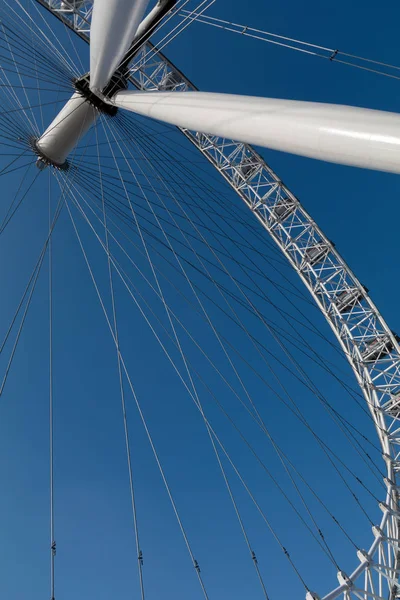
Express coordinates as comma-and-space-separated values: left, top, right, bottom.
32, 2, 400, 599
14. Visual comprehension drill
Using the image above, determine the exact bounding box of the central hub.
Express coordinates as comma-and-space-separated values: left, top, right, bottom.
74, 71, 128, 116
33, 71, 129, 170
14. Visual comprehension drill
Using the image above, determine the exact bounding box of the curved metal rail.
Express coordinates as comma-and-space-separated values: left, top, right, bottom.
30, 2, 400, 598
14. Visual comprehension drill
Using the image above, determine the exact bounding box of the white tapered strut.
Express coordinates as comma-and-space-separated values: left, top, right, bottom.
113, 90, 400, 174
90, 0, 151, 93
35, 92, 98, 167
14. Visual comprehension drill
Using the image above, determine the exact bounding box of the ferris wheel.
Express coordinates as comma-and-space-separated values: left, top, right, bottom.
1, 1, 400, 599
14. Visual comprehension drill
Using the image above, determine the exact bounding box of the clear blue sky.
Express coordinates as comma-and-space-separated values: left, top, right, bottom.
0, 1, 399, 599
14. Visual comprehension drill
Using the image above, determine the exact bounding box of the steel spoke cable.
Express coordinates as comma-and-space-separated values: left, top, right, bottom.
64, 192, 211, 600
61, 110, 382, 532
26, 0, 54, 134
206, 436, 271, 598
0, 122, 29, 146
0, 159, 37, 178
118, 139, 381, 474
0, 184, 65, 398
73, 187, 385, 509
0, 149, 30, 175
63, 173, 369, 448
103, 117, 379, 465
0, 19, 74, 84
115, 113, 291, 268
0, 227, 56, 356
75, 160, 343, 369
0, 17, 67, 67
0, 60, 73, 87
182, 11, 400, 81
0, 160, 35, 231
0, 23, 74, 105
70, 130, 382, 520
5, 0, 80, 77
0, 173, 69, 366
77, 146, 294, 282
0, 122, 29, 140
73, 164, 288, 265
101, 118, 212, 413
72, 175, 374, 447
0, 167, 41, 234
0, 47, 74, 88
0, 45, 73, 84
75, 164, 316, 321
0, 30, 72, 78
48, 169, 55, 600
0, 88, 60, 149
64, 174, 340, 420
90, 122, 345, 571
0, 98, 73, 120
72, 164, 365, 409
101, 116, 274, 596
141, 159, 374, 426
117, 112, 354, 363
116, 113, 358, 368
72, 163, 370, 425
216, 328, 385, 505
0, 120, 30, 145
110, 117, 384, 471
53, 7, 85, 75
24, 0, 82, 75
0, 80, 33, 140
107, 124, 385, 499
65, 171, 383, 549
182, 8, 400, 73
0, 100, 30, 135
157, 204, 386, 481
0, 152, 32, 156
106, 0, 193, 97
207, 424, 308, 591
116, 112, 298, 269
0, 84, 72, 92
0, 125, 29, 142
115, 114, 264, 196
0, 113, 31, 140
30, 18, 45, 132
192, 371, 352, 563
0, 141, 30, 152
0, 244, 47, 395
73, 166, 306, 305
126, 0, 217, 79
1, 24, 40, 135
0, 137, 84, 365
94, 121, 146, 600
0, 13, 69, 76
66, 183, 311, 594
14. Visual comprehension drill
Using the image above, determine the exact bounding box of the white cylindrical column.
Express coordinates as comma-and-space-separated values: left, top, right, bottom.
36, 92, 98, 166
90, 0, 151, 93
113, 91, 400, 174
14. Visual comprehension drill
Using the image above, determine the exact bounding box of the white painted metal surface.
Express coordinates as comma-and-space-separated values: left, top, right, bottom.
90, 0, 151, 92
114, 90, 400, 173
134, 0, 170, 42
36, 92, 97, 165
